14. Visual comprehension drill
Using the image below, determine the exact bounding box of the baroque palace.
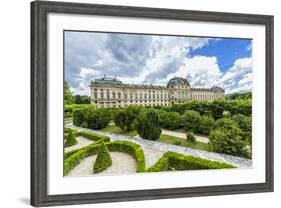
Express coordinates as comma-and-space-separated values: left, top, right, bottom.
90, 75, 224, 108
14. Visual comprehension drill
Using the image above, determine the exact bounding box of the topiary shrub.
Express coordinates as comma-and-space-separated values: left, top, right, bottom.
199, 115, 215, 135
87, 108, 111, 130
181, 110, 201, 132
134, 108, 162, 141
158, 111, 181, 130
114, 106, 143, 131
93, 143, 112, 173
186, 131, 196, 143
73, 108, 87, 126
64, 131, 78, 147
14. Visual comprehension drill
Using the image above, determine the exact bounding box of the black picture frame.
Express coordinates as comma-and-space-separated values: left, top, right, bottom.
31, 0, 274, 207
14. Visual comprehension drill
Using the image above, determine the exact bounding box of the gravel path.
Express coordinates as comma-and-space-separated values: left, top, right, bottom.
66, 124, 252, 169
162, 129, 209, 143
64, 136, 94, 153
67, 152, 136, 176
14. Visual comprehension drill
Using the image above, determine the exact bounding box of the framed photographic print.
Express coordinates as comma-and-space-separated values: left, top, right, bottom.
31, 0, 274, 207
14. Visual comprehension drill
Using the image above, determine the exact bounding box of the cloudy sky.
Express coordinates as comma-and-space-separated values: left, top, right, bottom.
64, 31, 252, 95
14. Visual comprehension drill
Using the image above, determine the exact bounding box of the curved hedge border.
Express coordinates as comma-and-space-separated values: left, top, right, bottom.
64, 130, 110, 160
106, 141, 146, 172
76, 131, 110, 142
64, 140, 146, 175
146, 151, 235, 172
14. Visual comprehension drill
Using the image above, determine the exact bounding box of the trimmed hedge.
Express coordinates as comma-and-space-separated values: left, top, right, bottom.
64, 131, 110, 160
73, 108, 87, 126
76, 131, 110, 142
64, 142, 101, 175
147, 151, 235, 172
93, 143, 112, 173
106, 140, 146, 172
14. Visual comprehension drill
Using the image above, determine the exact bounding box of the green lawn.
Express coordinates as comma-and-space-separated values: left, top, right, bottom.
164, 128, 209, 138
159, 134, 211, 152
101, 124, 138, 137
101, 124, 211, 152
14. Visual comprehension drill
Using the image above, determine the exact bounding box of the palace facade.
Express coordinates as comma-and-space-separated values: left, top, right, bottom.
90, 76, 224, 108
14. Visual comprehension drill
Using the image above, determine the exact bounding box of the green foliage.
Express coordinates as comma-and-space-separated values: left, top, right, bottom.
209, 129, 249, 158
64, 81, 74, 104
158, 111, 181, 130
106, 140, 146, 172
74, 95, 91, 104
87, 108, 111, 130
147, 151, 234, 172
181, 110, 201, 132
64, 142, 101, 175
93, 143, 112, 173
64, 131, 77, 147
77, 131, 110, 142
227, 99, 252, 116
186, 131, 196, 143
72, 108, 87, 126
114, 106, 142, 131
199, 115, 215, 135
226, 92, 252, 100
134, 108, 162, 141
231, 114, 252, 141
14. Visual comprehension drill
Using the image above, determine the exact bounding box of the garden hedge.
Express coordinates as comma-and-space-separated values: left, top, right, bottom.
64, 131, 78, 147
76, 131, 110, 142
106, 140, 146, 172
147, 151, 235, 172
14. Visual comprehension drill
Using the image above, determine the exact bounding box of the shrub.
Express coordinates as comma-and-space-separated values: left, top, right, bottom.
134, 108, 162, 141
114, 106, 142, 131
93, 143, 112, 173
181, 110, 201, 132
106, 140, 145, 172
209, 129, 249, 158
213, 118, 241, 133
186, 131, 196, 143
76, 131, 110, 142
64, 131, 77, 147
199, 115, 215, 135
159, 111, 181, 130
231, 114, 252, 142
73, 108, 87, 126
87, 108, 111, 130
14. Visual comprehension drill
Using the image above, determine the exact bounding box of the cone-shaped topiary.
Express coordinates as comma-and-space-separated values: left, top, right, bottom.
64, 131, 78, 147
93, 143, 112, 173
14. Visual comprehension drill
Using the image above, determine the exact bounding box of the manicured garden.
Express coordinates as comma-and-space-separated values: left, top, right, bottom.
64, 128, 235, 176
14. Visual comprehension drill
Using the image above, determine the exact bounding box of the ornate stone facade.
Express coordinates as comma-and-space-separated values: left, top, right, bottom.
90, 76, 224, 108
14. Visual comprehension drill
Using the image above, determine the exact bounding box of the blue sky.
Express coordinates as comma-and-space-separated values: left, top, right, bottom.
64, 31, 252, 95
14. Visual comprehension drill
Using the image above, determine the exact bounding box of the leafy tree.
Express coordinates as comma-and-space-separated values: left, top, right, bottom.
209, 99, 228, 119
181, 110, 201, 132
226, 92, 252, 100
93, 143, 112, 173
213, 118, 241, 133
199, 115, 215, 135
134, 109, 162, 141
74, 95, 91, 104
158, 111, 181, 130
231, 114, 252, 143
87, 108, 111, 130
64, 81, 74, 104
209, 129, 249, 158
114, 106, 142, 131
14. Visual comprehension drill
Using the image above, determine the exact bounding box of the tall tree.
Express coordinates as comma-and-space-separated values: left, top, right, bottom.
64, 81, 74, 104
